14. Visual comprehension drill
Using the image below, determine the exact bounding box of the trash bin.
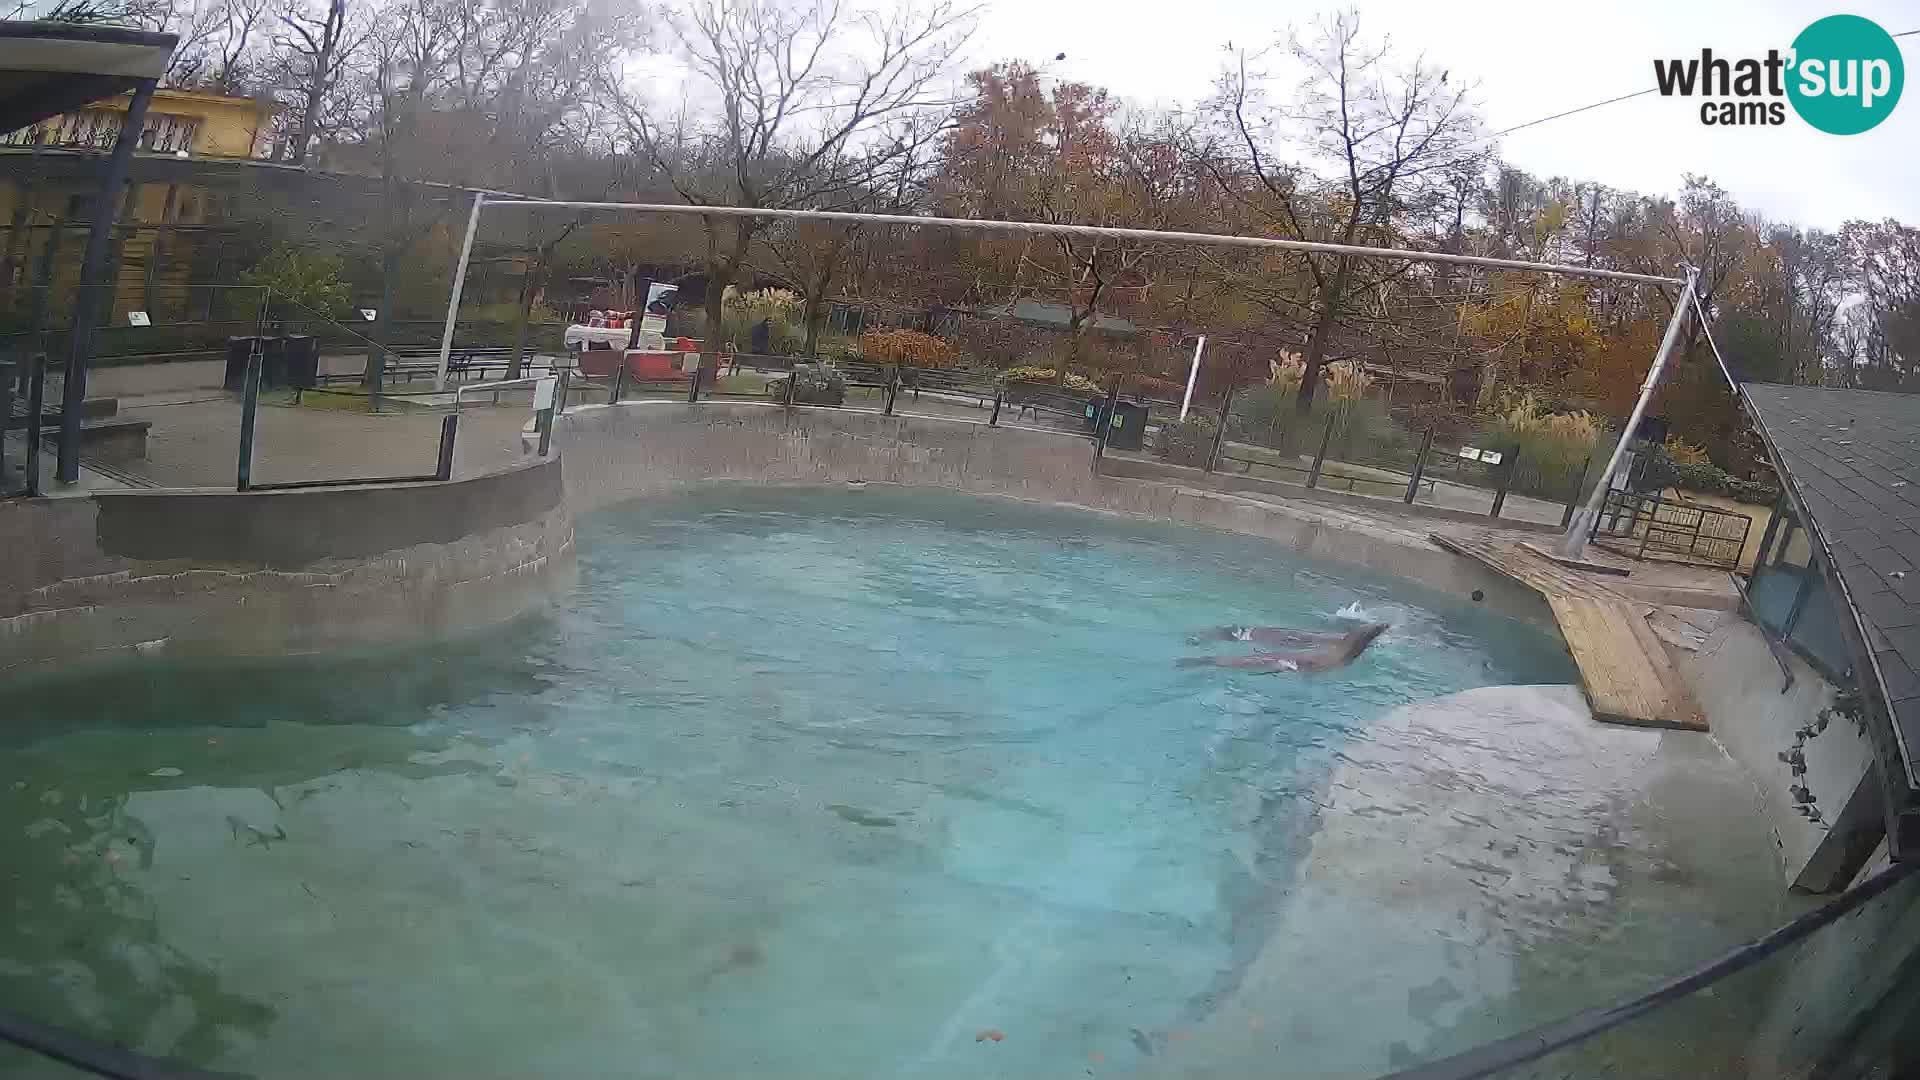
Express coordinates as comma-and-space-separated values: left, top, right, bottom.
223, 336, 255, 391
1105, 400, 1148, 451
283, 335, 319, 389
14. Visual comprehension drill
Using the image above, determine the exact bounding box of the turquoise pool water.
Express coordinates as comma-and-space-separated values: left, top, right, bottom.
2, 488, 1789, 1078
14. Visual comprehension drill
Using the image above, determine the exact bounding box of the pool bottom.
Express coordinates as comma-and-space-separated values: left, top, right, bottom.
0, 488, 1793, 1079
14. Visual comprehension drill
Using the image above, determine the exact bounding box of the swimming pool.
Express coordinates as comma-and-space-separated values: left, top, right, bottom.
0, 488, 1792, 1077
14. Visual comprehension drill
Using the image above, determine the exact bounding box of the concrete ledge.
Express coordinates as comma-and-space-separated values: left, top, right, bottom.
0, 456, 573, 678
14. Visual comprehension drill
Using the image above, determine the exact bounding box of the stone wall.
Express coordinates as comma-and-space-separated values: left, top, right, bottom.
0, 456, 574, 679
1679, 615, 1882, 892
552, 401, 1550, 623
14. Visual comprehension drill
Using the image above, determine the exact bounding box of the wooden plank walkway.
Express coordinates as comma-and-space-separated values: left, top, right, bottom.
1432, 532, 1708, 731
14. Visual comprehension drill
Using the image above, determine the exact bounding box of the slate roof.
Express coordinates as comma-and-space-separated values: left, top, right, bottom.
1742, 383, 1920, 788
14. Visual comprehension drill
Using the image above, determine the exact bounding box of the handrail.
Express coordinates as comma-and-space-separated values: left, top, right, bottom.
1374, 859, 1915, 1080
452, 376, 545, 413
0, 1005, 248, 1080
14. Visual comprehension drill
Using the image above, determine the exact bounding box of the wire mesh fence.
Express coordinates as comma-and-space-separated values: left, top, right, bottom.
0, 282, 562, 494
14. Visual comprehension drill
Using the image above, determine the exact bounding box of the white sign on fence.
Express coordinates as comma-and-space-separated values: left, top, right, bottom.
126, 311, 150, 326
1456, 446, 1482, 461
360, 309, 378, 322
1480, 450, 1504, 465
533, 376, 556, 411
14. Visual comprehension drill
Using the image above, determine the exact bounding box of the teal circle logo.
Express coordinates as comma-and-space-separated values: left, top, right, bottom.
1788, 14, 1904, 134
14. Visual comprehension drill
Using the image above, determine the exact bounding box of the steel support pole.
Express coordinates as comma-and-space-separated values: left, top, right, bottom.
1205, 383, 1234, 472
434, 191, 485, 392
1557, 267, 1698, 559
1178, 335, 1206, 421
59, 79, 156, 484
235, 340, 260, 490
1490, 443, 1519, 519
1406, 429, 1434, 504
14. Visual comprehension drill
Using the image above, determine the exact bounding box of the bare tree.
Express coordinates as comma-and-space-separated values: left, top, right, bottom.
272, 0, 365, 162
1206, 9, 1482, 411
598, 0, 976, 373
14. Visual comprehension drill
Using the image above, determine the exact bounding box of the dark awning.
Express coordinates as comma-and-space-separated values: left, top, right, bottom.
0, 20, 177, 136
1742, 382, 1920, 853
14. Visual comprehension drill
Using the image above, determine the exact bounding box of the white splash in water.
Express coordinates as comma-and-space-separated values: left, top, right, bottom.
1335, 602, 1377, 622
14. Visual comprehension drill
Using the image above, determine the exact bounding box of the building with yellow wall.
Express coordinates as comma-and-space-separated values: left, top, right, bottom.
2, 88, 277, 321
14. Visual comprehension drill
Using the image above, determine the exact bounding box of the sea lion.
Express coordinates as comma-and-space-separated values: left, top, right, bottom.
1188, 624, 1361, 648
1176, 622, 1390, 674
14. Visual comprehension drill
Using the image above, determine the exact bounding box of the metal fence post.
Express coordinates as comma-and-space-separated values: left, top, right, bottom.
884, 364, 900, 415
783, 360, 799, 409
686, 353, 702, 404
1562, 455, 1596, 529
1093, 382, 1120, 466
555, 365, 570, 414
235, 339, 261, 491
1490, 442, 1519, 519
1306, 412, 1337, 489
536, 397, 555, 455
1405, 428, 1434, 504
989, 386, 1003, 426
22, 351, 45, 497
1205, 384, 1234, 473
610, 361, 627, 405
435, 412, 459, 480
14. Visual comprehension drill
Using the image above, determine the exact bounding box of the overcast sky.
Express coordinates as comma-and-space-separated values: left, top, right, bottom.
967, 0, 1919, 231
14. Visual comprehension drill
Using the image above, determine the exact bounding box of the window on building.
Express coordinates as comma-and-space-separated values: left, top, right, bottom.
1749, 501, 1854, 680
0, 110, 198, 153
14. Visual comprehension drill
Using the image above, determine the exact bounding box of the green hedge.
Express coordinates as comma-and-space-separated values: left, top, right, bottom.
1667, 459, 1779, 505
1156, 414, 1219, 467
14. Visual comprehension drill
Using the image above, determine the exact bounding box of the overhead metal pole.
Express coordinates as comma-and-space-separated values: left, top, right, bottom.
479, 200, 1686, 287
1557, 266, 1699, 560
1178, 335, 1206, 421
435, 191, 486, 392
58, 78, 155, 485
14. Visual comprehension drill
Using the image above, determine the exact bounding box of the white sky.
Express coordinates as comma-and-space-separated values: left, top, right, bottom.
967, 0, 1920, 231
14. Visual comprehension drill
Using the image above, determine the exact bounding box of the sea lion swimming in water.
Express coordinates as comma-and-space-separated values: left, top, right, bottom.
1187, 623, 1364, 648
1177, 622, 1390, 674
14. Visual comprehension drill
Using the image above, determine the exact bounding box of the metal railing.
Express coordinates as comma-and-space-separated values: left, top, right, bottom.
1591, 487, 1752, 568
1196, 408, 1588, 525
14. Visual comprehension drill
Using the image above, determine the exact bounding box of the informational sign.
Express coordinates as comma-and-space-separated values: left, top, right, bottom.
533, 376, 556, 411
642, 282, 678, 334
126, 311, 150, 327
679, 351, 701, 373
1456, 446, 1483, 461
1479, 450, 1503, 465
360, 308, 378, 322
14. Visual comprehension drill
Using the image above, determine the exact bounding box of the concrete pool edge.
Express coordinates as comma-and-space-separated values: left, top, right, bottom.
0, 455, 575, 678
552, 400, 1554, 625
1, 400, 1548, 678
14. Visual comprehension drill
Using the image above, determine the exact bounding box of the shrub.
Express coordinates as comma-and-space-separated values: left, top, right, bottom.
240, 245, 351, 324
1229, 382, 1409, 466
1129, 374, 1187, 401
1156, 414, 1219, 467
721, 287, 806, 354
1661, 457, 1780, 505
998, 366, 1101, 393
859, 328, 958, 368
1664, 436, 1713, 467
786, 362, 846, 405
1478, 391, 1608, 498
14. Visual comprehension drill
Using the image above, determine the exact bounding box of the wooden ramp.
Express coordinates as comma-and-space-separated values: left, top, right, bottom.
1433, 532, 1707, 731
